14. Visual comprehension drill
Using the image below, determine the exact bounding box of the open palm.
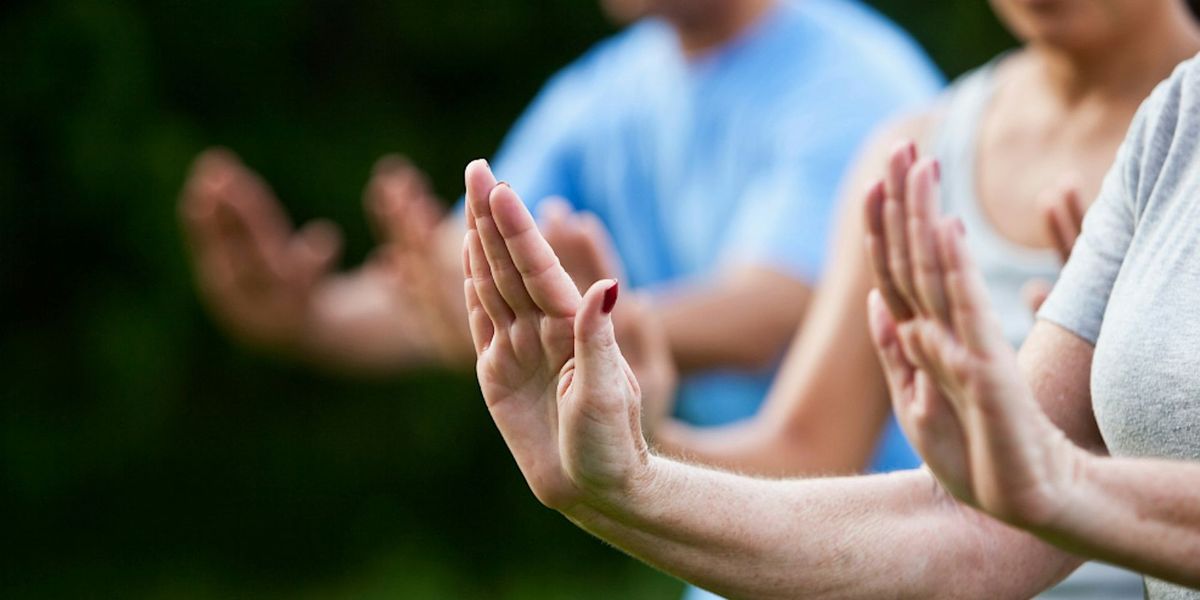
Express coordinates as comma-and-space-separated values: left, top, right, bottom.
462, 161, 648, 511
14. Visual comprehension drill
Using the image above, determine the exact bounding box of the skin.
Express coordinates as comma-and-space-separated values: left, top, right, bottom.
650, 0, 1200, 476
178, 0, 802, 378
465, 141, 1200, 596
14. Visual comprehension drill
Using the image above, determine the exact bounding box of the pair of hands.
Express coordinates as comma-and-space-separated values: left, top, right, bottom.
864, 142, 1084, 528
179, 149, 472, 369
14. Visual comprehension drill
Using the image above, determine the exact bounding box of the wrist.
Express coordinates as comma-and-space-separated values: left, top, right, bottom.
565, 451, 667, 526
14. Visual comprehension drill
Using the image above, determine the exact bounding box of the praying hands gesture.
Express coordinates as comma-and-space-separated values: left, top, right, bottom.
462, 160, 650, 511
864, 142, 1082, 528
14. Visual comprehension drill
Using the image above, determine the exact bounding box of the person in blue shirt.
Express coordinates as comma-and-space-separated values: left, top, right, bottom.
178, 0, 941, 470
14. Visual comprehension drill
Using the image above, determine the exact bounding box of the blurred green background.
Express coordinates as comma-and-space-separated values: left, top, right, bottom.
0, 1, 1018, 597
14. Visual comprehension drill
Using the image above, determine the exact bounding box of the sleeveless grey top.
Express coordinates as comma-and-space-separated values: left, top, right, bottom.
933, 61, 1147, 599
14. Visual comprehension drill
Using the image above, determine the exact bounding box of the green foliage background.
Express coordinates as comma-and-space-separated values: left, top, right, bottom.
0, 1, 1015, 597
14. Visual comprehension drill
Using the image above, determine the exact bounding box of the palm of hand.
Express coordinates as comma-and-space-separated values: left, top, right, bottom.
464, 162, 647, 511
865, 143, 1070, 526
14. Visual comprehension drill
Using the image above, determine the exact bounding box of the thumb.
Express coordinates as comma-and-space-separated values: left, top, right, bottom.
574, 279, 627, 388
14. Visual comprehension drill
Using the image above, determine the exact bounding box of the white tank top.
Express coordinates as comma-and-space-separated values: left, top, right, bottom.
932, 59, 1144, 599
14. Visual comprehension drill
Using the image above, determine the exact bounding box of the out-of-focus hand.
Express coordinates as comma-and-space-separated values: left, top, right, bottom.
366, 156, 474, 365
463, 160, 649, 511
1022, 181, 1086, 314
179, 149, 342, 358
540, 199, 677, 434
864, 142, 1082, 528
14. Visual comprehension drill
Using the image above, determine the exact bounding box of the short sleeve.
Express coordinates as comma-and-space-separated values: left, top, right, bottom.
1037, 80, 1166, 343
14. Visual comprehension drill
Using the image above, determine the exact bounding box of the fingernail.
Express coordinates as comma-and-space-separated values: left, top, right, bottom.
496, 181, 510, 189
932, 159, 941, 182
908, 142, 917, 161
602, 280, 619, 314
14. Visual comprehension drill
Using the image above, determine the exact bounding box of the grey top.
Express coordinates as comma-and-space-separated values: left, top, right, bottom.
1040, 55, 1200, 600
935, 61, 1146, 599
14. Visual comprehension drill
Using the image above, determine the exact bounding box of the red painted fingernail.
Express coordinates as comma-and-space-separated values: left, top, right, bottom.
602, 281, 619, 314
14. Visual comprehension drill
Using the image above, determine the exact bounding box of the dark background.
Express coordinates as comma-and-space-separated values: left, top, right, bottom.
0, 1, 1022, 597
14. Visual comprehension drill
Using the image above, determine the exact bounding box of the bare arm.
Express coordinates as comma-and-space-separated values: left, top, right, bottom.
464, 159, 1085, 599
654, 115, 936, 475
656, 267, 810, 373
179, 150, 474, 376
867, 146, 1200, 586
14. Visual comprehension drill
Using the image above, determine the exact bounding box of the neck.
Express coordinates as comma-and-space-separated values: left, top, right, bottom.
1030, 3, 1200, 106
669, 0, 776, 56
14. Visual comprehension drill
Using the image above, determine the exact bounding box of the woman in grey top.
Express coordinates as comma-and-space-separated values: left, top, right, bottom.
457, 60, 1200, 599
458, 26, 1200, 600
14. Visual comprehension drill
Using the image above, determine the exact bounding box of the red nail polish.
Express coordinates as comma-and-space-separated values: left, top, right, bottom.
602, 281, 619, 314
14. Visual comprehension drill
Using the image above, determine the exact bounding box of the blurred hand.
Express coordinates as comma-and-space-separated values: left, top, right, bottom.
463, 160, 649, 511
366, 155, 474, 365
540, 199, 677, 434
179, 149, 343, 357
865, 142, 1080, 527
179, 149, 467, 373
1022, 181, 1086, 313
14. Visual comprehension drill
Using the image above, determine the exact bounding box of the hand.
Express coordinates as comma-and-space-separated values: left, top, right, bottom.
864, 142, 1082, 528
179, 149, 464, 373
179, 149, 343, 357
540, 199, 677, 434
1021, 181, 1086, 313
463, 160, 649, 511
366, 155, 474, 365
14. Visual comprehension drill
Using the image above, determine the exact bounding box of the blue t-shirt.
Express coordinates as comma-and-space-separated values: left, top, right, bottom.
487, 0, 943, 474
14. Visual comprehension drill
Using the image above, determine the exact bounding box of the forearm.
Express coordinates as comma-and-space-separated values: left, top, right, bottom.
567, 458, 1077, 599
653, 412, 877, 477
1044, 452, 1200, 586
656, 267, 810, 372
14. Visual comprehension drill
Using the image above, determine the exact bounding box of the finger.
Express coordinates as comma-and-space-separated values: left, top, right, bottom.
1020, 279, 1053, 315
906, 158, 948, 321
883, 141, 919, 311
1042, 200, 1072, 264
466, 229, 514, 327
464, 279, 494, 356
464, 159, 496, 233
864, 180, 913, 319
213, 197, 282, 290
180, 148, 242, 258
475, 186, 537, 313
867, 290, 916, 405
290, 219, 343, 288
490, 182, 582, 318
938, 218, 997, 354
574, 279, 635, 413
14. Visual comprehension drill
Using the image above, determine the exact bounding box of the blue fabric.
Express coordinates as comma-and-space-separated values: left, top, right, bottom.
485, 0, 941, 473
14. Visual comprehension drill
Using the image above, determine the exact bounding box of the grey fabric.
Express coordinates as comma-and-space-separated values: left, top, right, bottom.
1039, 54, 1200, 600
936, 61, 1146, 599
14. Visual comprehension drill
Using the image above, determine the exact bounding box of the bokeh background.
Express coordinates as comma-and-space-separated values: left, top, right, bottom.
0, 1, 1020, 597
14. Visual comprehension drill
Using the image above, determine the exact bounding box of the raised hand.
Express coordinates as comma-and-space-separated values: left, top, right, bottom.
463, 160, 649, 510
540, 200, 677, 434
366, 155, 473, 364
180, 149, 469, 373
864, 142, 1080, 528
179, 149, 342, 357
1022, 181, 1086, 313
